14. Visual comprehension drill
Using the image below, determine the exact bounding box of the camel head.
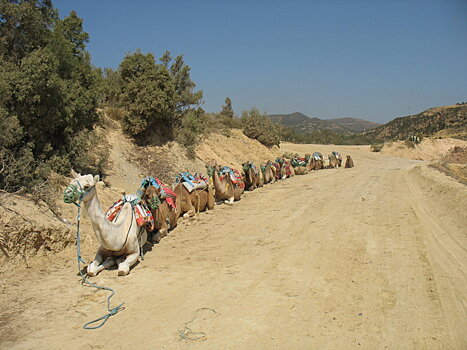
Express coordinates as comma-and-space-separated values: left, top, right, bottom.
64, 171, 99, 204
143, 185, 162, 210
242, 161, 253, 173
206, 160, 220, 178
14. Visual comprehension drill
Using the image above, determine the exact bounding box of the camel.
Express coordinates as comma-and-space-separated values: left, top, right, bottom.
143, 185, 181, 243
65, 172, 146, 276
345, 155, 355, 168
311, 152, 324, 170
274, 158, 287, 180
256, 165, 264, 187
173, 181, 215, 218
332, 151, 343, 167
206, 160, 244, 204
242, 161, 258, 191
328, 154, 338, 169
261, 162, 276, 184
291, 156, 310, 175
284, 160, 295, 178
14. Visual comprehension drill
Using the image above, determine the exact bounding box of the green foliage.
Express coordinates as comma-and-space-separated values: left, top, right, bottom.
364, 105, 467, 142
220, 97, 234, 118
99, 67, 122, 107
117, 50, 203, 144
241, 108, 281, 147
175, 108, 206, 158
370, 143, 384, 152
277, 124, 374, 145
0, 1, 102, 192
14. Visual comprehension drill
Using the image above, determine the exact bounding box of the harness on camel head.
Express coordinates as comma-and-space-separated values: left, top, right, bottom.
220, 166, 245, 189
63, 179, 125, 330
141, 177, 177, 211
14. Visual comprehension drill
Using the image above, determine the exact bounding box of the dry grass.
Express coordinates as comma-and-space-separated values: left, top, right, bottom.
430, 146, 467, 184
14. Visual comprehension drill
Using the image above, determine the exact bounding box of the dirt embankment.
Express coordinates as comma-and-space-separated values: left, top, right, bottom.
0, 127, 280, 266
380, 137, 466, 161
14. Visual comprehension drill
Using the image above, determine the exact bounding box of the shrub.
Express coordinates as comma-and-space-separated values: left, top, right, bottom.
175, 108, 206, 158
241, 108, 281, 147
404, 140, 416, 149
0, 4, 101, 192
371, 143, 384, 152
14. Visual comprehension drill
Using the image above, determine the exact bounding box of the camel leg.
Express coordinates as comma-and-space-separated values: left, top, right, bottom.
224, 197, 234, 205
87, 246, 109, 277
182, 198, 196, 218
183, 209, 196, 218
152, 227, 168, 243
91, 258, 116, 276
117, 251, 139, 276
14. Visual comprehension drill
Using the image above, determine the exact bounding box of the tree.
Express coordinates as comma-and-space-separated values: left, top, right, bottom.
241, 108, 280, 147
220, 97, 234, 118
169, 53, 203, 125
119, 50, 175, 139
0, 1, 102, 191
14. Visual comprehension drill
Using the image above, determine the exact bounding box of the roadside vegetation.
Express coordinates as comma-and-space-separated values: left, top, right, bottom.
0, 1, 105, 196
0, 0, 281, 196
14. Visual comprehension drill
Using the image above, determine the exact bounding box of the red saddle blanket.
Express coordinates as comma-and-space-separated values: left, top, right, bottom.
106, 195, 155, 231
155, 178, 177, 210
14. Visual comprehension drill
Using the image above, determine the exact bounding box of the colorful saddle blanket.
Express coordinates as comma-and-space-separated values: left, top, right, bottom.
176, 172, 207, 193
106, 194, 155, 231
332, 151, 341, 159
243, 162, 259, 175
312, 152, 322, 161
272, 162, 281, 179
141, 177, 177, 209
291, 158, 307, 167
220, 166, 245, 188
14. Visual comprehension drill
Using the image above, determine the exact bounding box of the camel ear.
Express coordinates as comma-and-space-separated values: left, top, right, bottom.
71, 169, 80, 178
94, 175, 100, 183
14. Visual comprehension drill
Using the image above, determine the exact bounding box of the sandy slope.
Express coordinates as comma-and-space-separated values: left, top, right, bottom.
1, 145, 466, 349
381, 137, 466, 161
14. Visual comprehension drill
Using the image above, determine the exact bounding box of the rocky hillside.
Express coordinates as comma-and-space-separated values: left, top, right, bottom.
268, 112, 380, 134
362, 104, 467, 142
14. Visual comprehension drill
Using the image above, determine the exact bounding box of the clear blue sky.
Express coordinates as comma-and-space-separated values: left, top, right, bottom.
54, 0, 467, 123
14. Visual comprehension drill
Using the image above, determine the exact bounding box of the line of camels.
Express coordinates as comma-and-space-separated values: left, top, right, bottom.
65, 152, 354, 276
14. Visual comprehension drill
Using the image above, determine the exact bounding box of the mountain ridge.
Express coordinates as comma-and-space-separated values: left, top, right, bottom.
268, 112, 381, 134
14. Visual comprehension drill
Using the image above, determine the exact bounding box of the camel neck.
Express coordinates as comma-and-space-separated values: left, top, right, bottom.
212, 169, 225, 193
83, 189, 115, 248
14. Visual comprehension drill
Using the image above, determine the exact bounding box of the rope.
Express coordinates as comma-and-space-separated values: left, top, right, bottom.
65, 181, 125, 330
178, 308, 218, 341
195, 190, 200, 213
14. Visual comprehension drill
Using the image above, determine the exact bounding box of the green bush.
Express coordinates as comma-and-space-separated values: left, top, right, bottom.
0, 2, 102, 192
371, 143, 384, 152
241, 108, 281, 147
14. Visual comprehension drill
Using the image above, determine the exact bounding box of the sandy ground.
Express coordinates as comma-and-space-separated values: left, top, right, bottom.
1, 144, 466, 349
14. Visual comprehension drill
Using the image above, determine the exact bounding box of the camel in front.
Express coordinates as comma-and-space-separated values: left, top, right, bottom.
65, 172, 147, 276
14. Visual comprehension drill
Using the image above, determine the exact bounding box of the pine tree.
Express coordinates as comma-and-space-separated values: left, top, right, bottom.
220, 97, 234, 118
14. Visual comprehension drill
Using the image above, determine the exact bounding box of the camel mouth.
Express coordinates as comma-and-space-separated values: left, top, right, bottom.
63, 183, 84, 204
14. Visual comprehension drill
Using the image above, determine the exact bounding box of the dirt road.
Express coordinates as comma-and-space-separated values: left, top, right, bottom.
1, 145, 466, 349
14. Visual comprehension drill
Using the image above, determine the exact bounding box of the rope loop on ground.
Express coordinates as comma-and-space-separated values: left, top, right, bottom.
178, 308, 218, 341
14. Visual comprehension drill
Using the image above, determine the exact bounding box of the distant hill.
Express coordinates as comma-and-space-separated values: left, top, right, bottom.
361, 104, 467, 142
268, 112, 381, 134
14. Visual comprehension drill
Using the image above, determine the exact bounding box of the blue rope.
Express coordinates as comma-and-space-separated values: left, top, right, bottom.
73, 200, 125, 330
